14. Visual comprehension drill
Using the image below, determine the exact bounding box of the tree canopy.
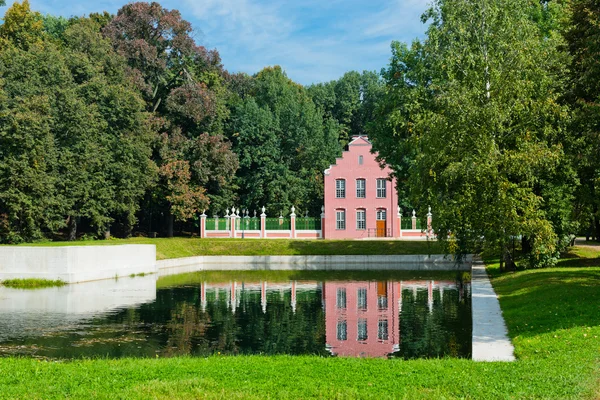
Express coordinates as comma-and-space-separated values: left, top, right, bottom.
370, 0, 576, 268
1, 0, 598, 270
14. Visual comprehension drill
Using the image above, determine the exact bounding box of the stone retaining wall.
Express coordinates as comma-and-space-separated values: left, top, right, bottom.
0, 245, 156, 283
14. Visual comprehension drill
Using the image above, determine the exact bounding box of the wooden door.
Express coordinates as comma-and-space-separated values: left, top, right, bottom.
376, 209, 387, 237
376, 220, 386, 237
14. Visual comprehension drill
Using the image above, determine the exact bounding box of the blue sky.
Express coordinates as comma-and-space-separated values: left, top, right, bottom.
1, 0, 430, 85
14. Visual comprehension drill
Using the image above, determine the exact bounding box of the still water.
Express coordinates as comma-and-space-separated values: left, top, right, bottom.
0, 270, 471, 359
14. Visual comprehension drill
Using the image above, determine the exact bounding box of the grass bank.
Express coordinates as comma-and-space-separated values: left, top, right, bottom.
1, 264, 598, 398
17, 237, 442, 260
0, 278, 66, 289
556, 243, 600, 268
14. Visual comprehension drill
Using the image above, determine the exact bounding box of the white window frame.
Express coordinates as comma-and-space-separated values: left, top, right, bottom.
356, 209, 366, 230
356, 179, 365, 198
358, 155, 363, 165
336, 288, 347, 309
336, 209, 346, 230
378, 319, 389, 341
376, 179, 387, 198
376, 209, 387, 221
336, 179, 346, 198
337, 320, 347, 341
378, 294, 388, 310
357, 318, 368, 341
357, 287, 367, 310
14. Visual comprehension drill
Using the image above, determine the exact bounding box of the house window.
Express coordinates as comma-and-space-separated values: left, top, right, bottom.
336, 179, 346, 198
376, 209, 386, 221
376, 179, 387, 198
336, 288, 346, 309
337, 320, 347, 341
336, 209, 346, 230
356, 210, 366, 230
358, 155, 363, 165
356, 179, 365, 198
377, 281, 388, 310
378, 295, 388, 310
357, 288, 367, 310
378, 319, 389, 341
357, 318, 368, 341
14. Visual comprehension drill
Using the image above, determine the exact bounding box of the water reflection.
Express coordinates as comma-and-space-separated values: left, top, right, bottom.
324, 280, 471, 358
0, 272, 471, 359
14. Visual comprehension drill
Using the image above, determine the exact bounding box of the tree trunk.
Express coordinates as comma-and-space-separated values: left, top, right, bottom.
68, 216, 77, 241
499, 242, 504, 272
521, 236, 532, 254
166, 212, 174, 238
502, 244, 515, 271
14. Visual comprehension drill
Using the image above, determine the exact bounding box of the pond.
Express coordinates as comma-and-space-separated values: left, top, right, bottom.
0, 270, 471, 359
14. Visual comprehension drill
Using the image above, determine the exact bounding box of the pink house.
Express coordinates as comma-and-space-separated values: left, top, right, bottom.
323, 136, 399, 239
323, 280, 401, 357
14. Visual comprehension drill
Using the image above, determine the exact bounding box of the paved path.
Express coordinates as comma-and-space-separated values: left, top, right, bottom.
471, 259, 515, 362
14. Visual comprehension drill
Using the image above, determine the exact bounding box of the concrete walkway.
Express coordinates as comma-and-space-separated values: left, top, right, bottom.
471, 258, 515, 361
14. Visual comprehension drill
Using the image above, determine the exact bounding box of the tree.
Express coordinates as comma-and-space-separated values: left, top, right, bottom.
564, 0, 600, 241
0, 0, 45, 50
229, 66, 340, 215
104, 2, 237, 236
371, 0, 574, 268
0, 5, 154, 242
308, 71, 384, 146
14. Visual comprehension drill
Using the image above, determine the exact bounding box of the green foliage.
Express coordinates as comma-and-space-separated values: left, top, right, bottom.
229, 66, 340, 215
0, 7, 154, 242
0, 0, 45, 50
1, 278, 66, 288
564, 0, 600, 242
41, 14, 69, 40
307, 70, 384, 146
372, 0, 576, 268
104, 2, 238, 231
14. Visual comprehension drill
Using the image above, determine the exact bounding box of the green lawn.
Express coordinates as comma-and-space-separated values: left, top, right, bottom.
0, 262, 598, 399
556, 245, 600, 268
16, 237, 442, 260
0, 278, 66, 289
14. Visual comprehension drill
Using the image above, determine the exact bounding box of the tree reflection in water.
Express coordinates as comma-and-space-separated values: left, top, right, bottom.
0, 274, 470, 359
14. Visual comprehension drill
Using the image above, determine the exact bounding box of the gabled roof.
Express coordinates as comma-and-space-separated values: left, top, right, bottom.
324, 135, 374, 175
348, 135, 371, 146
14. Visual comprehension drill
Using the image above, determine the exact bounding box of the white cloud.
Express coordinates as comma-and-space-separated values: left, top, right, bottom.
4, 0, 430, 84
183, 0, 293, 52
361, 0, 430, 40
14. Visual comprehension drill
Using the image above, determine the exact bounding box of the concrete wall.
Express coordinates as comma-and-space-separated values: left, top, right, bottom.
157, 254, 472, 277
0, 245, 156, 283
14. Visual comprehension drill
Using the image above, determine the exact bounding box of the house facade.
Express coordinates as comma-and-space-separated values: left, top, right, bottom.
323, 280, 400, 357
323, 136, 399, 239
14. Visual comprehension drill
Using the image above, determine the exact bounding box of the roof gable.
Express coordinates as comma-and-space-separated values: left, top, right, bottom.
348, 135, 371, 146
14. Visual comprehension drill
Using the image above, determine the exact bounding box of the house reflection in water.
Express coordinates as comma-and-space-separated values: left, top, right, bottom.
195, 277, 469, 359
323, 280, 466, 358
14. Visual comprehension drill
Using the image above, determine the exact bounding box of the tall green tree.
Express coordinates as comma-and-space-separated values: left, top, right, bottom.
371, 0, 574, 268
104, 2, 238, 236
564, 0, 600, 241
229, 66, 340, 216
0, 3, 153, 242
308, 71, 384, 146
